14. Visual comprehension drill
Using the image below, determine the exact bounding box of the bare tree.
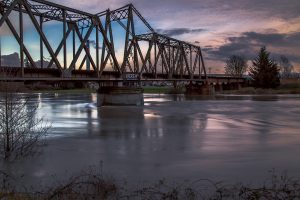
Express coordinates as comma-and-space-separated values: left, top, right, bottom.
225, 55, 247, 77
0, 68, 49, 160
279, 55, 294, 78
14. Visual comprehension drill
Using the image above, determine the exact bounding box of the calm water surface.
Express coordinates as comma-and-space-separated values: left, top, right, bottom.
2, 93, 300, 188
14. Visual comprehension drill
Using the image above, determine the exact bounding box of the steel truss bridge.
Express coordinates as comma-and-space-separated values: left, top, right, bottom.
0, 0, 244, 85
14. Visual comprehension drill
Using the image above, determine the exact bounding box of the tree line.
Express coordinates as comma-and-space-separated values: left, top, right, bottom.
224, 47, 294, 88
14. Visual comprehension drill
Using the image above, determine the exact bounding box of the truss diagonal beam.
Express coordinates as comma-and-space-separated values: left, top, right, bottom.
2, 15, 37, 68
22, 0, 62, 70
68, 24, 94, 70
0, 0, 19, 27
47, 24, 73, 68
74, 24, 96, 71
96, 17, 121, 74
0, 0, 207, 80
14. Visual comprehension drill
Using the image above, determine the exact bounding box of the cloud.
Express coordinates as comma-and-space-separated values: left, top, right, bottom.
203, 31, 300, 64
1, 0, 300, 72
88, 40, 102, 50
156, 28, 206, 37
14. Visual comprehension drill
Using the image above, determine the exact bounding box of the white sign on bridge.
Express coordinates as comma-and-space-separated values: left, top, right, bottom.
124, 73, 140, 80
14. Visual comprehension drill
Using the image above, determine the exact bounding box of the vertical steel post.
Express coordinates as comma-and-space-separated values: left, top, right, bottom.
161, 46, 164, 75
154, 42, 157, 78
86, 40, 90, 71
123, 7, 131, 73
96, 25, 99, 76
190, 46, 192, 79
0, 36, 2, 67
130, 6, 138, 73
19, 3, 24, 76
97, 9, 110, 72
180, 46, 183, 79
108, 17, 116, 70
199, 48, 207, 80
73, 26, 75, 59
100, 11, 109, 73
63, 9, 67, 70
168, 40, 171, 78
148, 40, 151, 74
40, 16, 43, 68
172, 46, 175, 76
199, 50, 201, 79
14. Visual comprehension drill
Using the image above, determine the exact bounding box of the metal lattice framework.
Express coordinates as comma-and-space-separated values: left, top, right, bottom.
0, 0, 207, 81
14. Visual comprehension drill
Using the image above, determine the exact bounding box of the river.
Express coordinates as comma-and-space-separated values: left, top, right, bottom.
1, 93, 300, 189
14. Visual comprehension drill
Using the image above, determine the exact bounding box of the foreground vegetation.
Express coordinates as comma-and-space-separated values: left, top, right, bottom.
221, 80, 300, 95
143, 86, 185, 94
0, 170, 299, 199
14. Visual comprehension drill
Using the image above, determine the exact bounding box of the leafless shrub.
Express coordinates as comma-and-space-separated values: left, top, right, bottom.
0, 68, 50, 160
42, 173, 118, 200
225, 55, 247, 77
1, 169, 300, 200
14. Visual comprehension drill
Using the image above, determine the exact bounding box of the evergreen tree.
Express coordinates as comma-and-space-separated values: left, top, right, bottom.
249, 47, 280, 88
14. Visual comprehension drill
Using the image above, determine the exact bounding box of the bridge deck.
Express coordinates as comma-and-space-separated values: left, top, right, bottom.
0, 67, 245, 84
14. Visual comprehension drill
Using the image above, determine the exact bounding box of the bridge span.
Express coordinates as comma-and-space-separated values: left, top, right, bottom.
0, 0, 246, 105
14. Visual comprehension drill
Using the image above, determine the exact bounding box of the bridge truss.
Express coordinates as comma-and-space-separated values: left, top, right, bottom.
0, 0, 207, 81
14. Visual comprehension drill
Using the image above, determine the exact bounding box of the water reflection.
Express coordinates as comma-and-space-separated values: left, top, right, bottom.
251, 95, 279, 101
1, 93, 300, 188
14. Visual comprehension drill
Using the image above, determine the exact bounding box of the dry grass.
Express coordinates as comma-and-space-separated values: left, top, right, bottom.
0, 170, 300, 199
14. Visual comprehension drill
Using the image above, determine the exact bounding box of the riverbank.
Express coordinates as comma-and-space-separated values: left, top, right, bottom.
220, 85, 300, 95
2, 80, 300, 95
1, 169, 298, 200
31, 86, 185, 94
220, 79, 300, 95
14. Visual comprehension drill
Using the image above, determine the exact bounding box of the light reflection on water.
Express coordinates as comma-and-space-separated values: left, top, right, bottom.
1, 93, 300, 188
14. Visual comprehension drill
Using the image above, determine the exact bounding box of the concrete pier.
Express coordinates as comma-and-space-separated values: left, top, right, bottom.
97, 86, 144, 106
185, 82, 215, 95
185, 81, 244, 95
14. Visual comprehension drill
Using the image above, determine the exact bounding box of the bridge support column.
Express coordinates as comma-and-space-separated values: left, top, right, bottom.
185, 82, 215, 95
97, 86, 144, 106
215, 83, 223, 93
225, 82, 241, 90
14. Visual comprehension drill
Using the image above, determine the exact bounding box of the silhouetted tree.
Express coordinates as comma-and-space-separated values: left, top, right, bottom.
279, 55, 294, 78
0, 69, 49, 160
225, 55, 247, 77
249, 47, 280, 88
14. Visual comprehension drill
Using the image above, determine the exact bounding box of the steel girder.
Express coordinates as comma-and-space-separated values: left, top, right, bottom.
0, 0, 207, 80
0, 0, 119, 78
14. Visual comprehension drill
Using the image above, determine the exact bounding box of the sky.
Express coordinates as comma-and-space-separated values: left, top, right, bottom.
1, 0, 300, 73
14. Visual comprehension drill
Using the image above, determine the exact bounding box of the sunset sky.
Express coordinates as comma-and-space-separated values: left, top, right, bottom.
1, 0, 300, 73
